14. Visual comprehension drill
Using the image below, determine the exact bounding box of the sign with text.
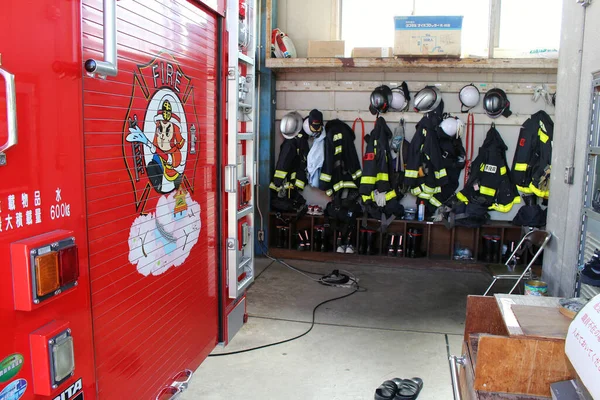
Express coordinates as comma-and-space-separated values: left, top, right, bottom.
565, 294, 600, 397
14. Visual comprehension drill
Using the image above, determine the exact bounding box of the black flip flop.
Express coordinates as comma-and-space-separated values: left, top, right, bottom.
393, 377, 423, 400
374, 378, 403, 400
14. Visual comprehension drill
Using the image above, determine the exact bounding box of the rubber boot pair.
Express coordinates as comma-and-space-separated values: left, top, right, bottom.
406, 228, 423, 258
481, 234, 501, 263
313, 226, 328, 252
296, 230, 311, 251
276, 225, 289, 249
359, 229, 376, 255
386, 234, 403, 257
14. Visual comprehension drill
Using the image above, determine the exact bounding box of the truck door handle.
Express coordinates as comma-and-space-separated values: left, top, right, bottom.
170, 369, 194, 391
0, 64, 17, 166
155, 386, 182, 400
84, 0, 118, 77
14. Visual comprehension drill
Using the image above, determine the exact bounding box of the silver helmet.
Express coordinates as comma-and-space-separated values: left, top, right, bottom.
413, 86, 442, 113
280, 111, 303, 139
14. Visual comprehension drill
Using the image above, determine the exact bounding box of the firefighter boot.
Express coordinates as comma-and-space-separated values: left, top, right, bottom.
481, 235, 493, 262
336, 232, 346, 253
296, 232, 305, 251
365, 230, 376, 255
490, 235, 501, 263
345, 232, 355, 254
387, 234, 396, 256
396, 234, 404, 257
406, 229, 415, 258
358, 229, 368, 255
303, 230, 311, 252
313, 227, 322, 253
411, 228, 423, 258
320, 227, 329, 252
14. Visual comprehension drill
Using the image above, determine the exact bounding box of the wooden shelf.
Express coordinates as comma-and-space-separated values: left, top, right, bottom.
265, 57, 558, 73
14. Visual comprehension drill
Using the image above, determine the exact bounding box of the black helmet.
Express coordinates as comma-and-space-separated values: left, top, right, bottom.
483, 88, 512, 118
369, 85, 393, 115
413, 86, 442, 113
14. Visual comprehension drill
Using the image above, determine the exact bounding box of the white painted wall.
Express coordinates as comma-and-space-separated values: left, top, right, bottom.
274, 70, 556, 222
275, 0, 338, 57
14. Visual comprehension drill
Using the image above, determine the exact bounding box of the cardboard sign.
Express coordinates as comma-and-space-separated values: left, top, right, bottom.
565, 294, 600, 397
394, 16, 463, 56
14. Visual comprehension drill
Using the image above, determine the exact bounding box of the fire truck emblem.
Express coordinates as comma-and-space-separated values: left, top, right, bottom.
123, 54, 202, 276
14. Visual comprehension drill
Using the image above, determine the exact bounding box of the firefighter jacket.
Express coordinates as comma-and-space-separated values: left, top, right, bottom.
404, 115, 449, 208
432, 131, 465, 207
318, 119, 362, 196
511, 110, 554, 199
457, 126, 521, 213
359, 117, 398, 204
270, 132, 309, 192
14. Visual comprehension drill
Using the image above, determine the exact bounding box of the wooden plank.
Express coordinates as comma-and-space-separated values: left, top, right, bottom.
474, 335, 573, 397
276, 80, 556, 95
464, 296, 508, 342
275, 109, 539, 126
265, 0, 272, 60
511, 305, 571, 339
266, 57, 558, 73
494, 294, 562, 336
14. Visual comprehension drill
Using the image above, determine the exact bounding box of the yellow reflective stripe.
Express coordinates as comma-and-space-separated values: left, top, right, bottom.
269, 182, 280, 191
529, 183, 550, 198
352, 170, 362, 179
500, 166, 507, 175
411, 187, 422, 196
361, 176, 377, 184
377, 172, 389, 181
274, 170, 287, 179
362, 194, 373, 202
385, 191, 397, 201
538, 128, 549, 144
514, 163, 528, 172
422, 184, 436, 194
326, 189, 333, 196
419, 192, 432, 199
456, 191, 469, 204
405, 170, 419, 178
335, 145, 342, 155
291, 172, 297, 180
480, 164, 485, 172
516, 185, 533, 194
333, 182, 342, 191
429, 197, 442, 207
480, 186, 496, 196
435, 169, 448, 179
342, 181, 358, 189
295, 180, 305, 189
489, 196, 521, 212
333, 133, 343, 141
320, 173, 332, 182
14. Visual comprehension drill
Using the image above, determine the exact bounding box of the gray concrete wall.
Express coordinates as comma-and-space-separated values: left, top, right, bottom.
543, 1, 597, 297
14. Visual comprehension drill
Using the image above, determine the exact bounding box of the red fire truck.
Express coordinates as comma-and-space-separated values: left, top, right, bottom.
0, 0, 256, 398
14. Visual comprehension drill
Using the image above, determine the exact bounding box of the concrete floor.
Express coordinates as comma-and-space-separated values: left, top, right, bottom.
183, 257, 493, 400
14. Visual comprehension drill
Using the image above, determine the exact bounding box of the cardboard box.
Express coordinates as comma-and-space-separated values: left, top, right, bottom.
308, 41, 345, 58
351, 47, 393, 58
393, 16, 463, 57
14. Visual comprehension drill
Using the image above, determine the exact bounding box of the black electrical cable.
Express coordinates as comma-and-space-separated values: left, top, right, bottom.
208, 284, 359, 357
207, 240, 363, 357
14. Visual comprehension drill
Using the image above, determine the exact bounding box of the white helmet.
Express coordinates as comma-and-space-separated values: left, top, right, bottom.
280, 111, 303, 139
459, 84, 480, 112
390, 82, 410, 111
440, 116, 464, 137
413, 86, 442, 113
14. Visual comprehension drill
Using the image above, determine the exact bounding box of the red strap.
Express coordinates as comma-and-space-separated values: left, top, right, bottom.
464, 113, 475, 185
352, 117, 366, 162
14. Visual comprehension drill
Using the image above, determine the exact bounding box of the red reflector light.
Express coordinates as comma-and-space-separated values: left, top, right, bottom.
35, 252, 60, 297
58, 245, 79, 286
